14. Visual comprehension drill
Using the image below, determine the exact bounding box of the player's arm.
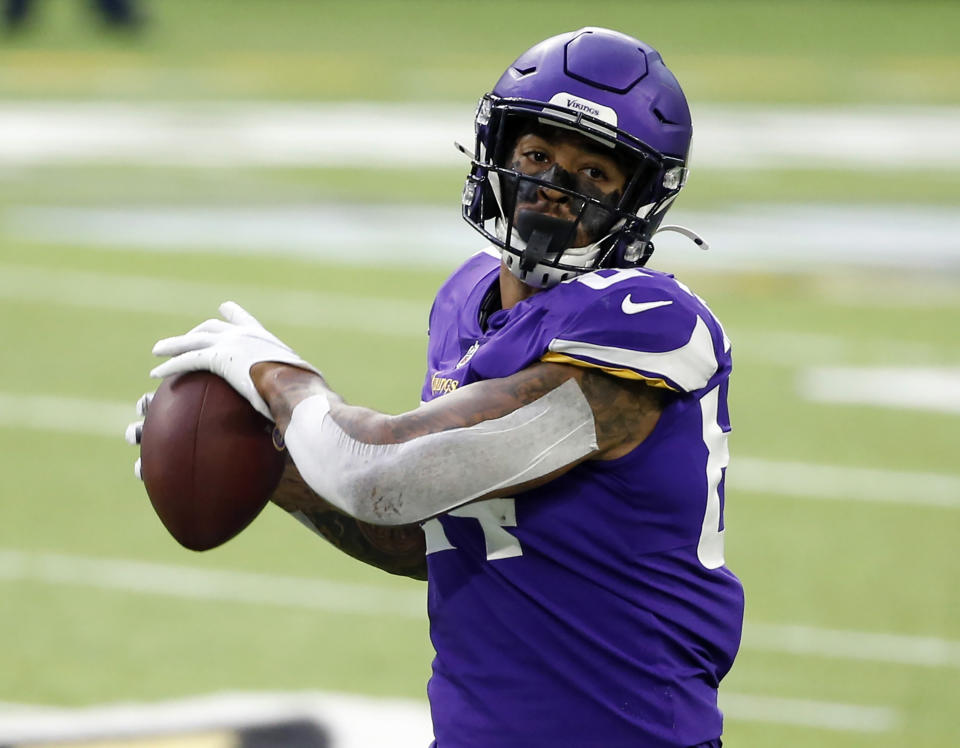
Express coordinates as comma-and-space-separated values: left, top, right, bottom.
253, 359, 667, 525
148, 302, 666, 527
270, 456, 427, 581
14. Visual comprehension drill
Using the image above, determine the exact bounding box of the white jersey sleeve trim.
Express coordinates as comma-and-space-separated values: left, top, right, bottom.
547, 315, 719, 393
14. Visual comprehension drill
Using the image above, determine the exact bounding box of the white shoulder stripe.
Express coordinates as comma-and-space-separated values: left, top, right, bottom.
548, 316, 719, 392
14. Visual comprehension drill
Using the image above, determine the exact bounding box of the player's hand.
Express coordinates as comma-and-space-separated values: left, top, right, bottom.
149, 301, 320, 420
124, 391, 153, 480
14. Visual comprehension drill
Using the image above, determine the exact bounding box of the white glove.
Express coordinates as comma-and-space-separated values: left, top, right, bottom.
124, 391, 153, 480
149, 301, 319, 420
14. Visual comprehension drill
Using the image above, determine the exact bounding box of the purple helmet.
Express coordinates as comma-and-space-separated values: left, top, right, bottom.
461, 27, 694, 287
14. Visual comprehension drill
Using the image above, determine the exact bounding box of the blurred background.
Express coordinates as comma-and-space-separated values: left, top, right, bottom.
0, 1, 958, 746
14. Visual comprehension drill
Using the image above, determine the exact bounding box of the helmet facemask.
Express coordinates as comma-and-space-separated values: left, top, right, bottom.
463, 95, 687, 288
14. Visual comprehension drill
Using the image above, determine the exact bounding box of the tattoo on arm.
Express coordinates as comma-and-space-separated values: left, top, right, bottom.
271, 457, 428, 581
574, 366, 672, 457
257, 360, 669, 527
253, 357, 668, 459
334, 362, 669, 459
333, 362, 579, 443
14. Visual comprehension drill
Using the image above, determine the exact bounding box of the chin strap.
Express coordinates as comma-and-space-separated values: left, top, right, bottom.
656, 224, 710, 251
514, 212, 576, 272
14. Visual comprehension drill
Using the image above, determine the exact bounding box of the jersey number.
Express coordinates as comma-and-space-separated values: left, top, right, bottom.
423, 498, 523, 561
698, 385, 727, 569
579, 268, 728, 570
424, 270, 727, 571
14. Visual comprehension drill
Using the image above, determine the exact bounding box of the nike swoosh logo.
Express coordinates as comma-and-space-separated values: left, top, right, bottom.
621, 296, 674, 315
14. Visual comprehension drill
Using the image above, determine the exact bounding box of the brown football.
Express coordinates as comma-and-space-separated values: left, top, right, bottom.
140, 372, 285, 551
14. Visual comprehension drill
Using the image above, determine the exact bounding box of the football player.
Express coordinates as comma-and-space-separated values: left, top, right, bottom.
132, 27, 743, 747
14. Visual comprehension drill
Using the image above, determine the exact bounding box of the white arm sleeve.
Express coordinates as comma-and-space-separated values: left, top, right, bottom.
283, 378, 598, 525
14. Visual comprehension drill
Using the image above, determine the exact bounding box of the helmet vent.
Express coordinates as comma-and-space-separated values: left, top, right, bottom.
564, 30, 649, 93
653, 107, 679, 125
513, 63, 537, 76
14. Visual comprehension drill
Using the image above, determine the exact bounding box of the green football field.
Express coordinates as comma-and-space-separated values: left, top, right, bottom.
1, 2, 958, 746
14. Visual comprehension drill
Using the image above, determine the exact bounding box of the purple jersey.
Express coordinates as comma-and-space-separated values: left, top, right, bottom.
420, 249, 744, 747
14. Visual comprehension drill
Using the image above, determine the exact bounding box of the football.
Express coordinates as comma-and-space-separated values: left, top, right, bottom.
139, 371, 286, 551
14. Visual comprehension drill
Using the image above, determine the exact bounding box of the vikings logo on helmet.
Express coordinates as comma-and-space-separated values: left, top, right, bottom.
460, 27, 696, 288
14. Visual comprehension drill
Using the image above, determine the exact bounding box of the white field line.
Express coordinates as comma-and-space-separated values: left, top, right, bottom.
8, 203, 960, 273
0, 550, 426, 619
2, 262, 956, 370
801, 366, 960, 414
1, 549, 958, 675
732, 457, 960, 508
0, 263, 430, 339
0, 393, 134, 438
718, 693, 897, 733
2, 391, 959, 508
0, 101, 957, 171
744, 622, 960, 669
732, 330, 953, 368
3, 204, 475, 267
0, 690, 897, 741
